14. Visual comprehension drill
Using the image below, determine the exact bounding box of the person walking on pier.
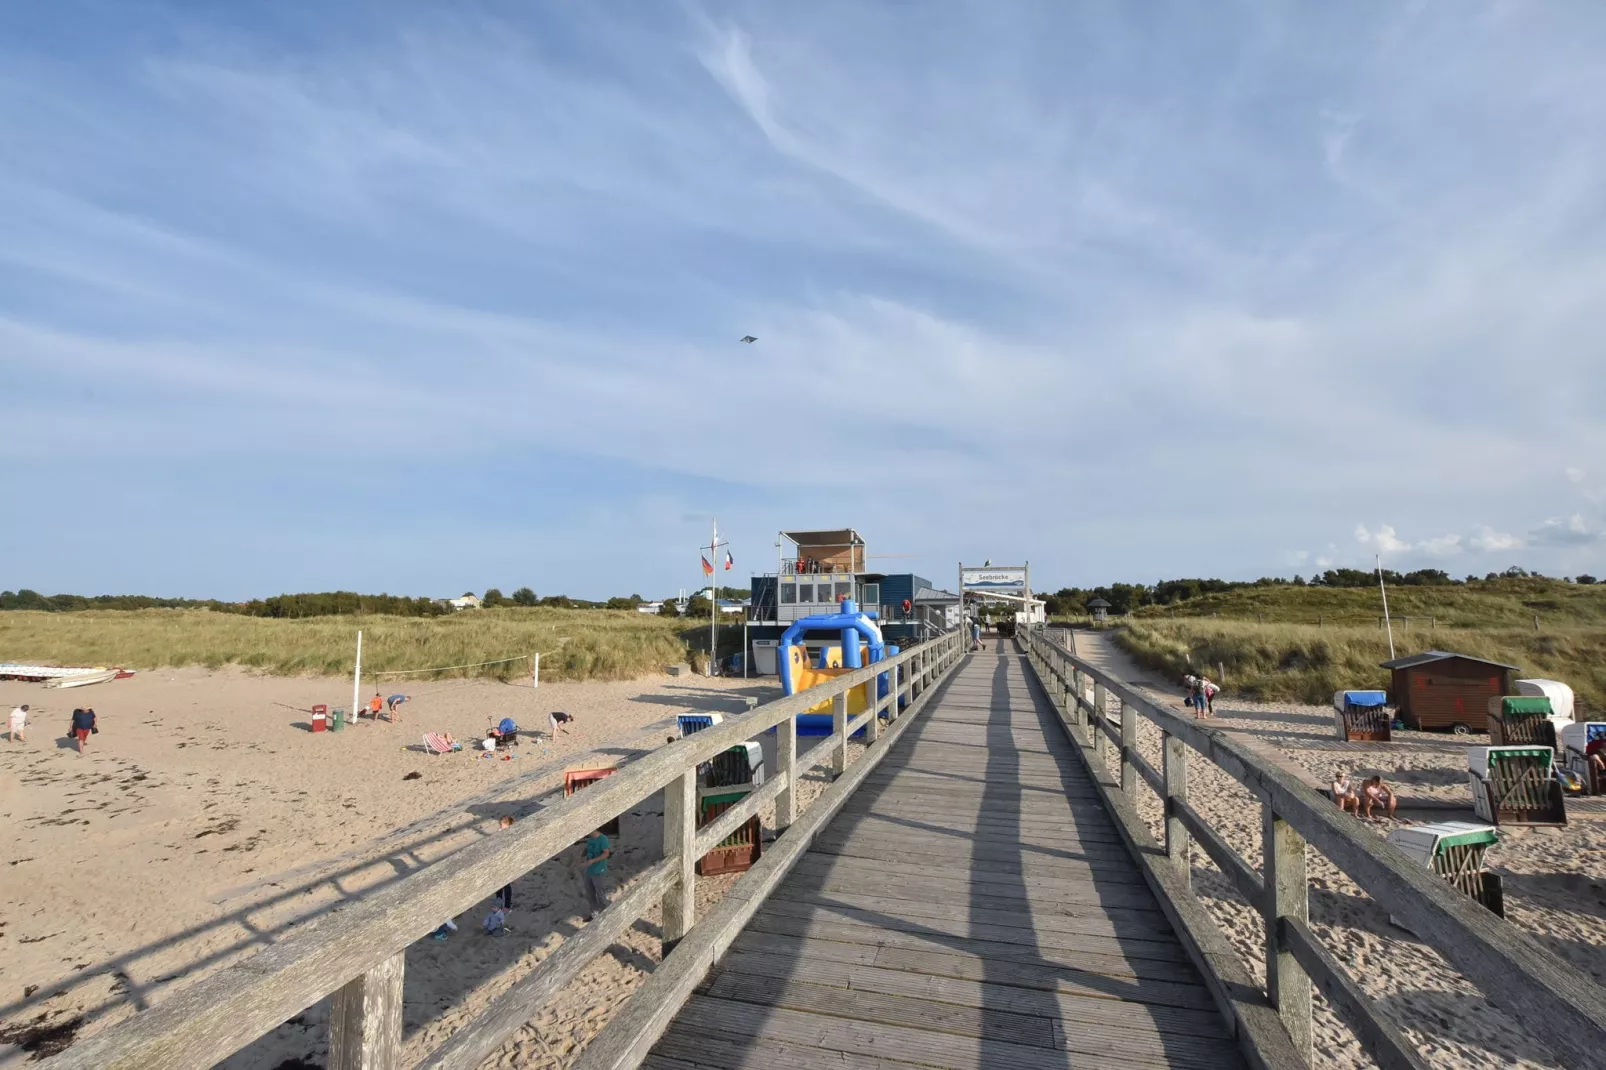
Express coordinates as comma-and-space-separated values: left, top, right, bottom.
970, 618, 983, 652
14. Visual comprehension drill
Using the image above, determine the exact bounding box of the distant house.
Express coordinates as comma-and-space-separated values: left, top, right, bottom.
1380, 650, 1518, 731
447, 594, 482, 611
637, 601, 665, 614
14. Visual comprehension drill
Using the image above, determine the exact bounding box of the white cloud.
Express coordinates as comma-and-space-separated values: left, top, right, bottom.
1355, 524, 1410, 554
1469, 526, 1525, 553
1566, 467, 1586, 484
1529, 514, 1600, 547
1417, 534, 1464, 558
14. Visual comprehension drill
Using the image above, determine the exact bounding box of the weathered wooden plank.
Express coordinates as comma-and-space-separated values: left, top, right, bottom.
811, 825, 1140, 864
328, 951, 404, 1070
706, 969, 1057, 1047
740, 911, 1189, 982
831, 806, 1130, 842
762, 887, 1180, 941
708, 948, 1228, 1039
663, 769, 697, 946
704, 970, 1239, 1068
1263, 805, 1312, 1061
752, 898, 1187, 962
789, 853, 1160, 906
727, 930, 1217, 1010
652, 1028, 909, 1070
801, 840, 1149, 886
674, 995, 1203, 1070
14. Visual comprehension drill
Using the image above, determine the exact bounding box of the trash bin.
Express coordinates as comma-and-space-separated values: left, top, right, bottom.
311, 704, 328, 732
331, 707, 346, 732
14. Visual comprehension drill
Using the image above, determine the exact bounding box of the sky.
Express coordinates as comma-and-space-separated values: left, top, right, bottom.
3, 1, 1604, 601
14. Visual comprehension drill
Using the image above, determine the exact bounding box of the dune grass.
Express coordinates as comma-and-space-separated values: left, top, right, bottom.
1114, 618, 1606, 711
0, 607, 697, 683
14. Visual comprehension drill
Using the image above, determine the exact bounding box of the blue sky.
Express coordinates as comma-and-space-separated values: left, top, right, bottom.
4, 1, 1604, 600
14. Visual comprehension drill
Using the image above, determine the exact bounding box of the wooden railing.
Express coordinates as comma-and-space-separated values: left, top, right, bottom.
1022, 627, 1606, 1070
46, 630, 966, 1070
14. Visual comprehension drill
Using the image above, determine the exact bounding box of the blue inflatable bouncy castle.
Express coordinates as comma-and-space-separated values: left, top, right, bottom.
778, 600, 901, 736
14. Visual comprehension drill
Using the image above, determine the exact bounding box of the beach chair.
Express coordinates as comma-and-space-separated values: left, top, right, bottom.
1386, 822, 1503, 934
564, 767, 622, 838
677, 712, 723, 737
695, 790, 763, 876
422, 733, 457, 755
703, 741, 764, 790
1486, 696, 1559, 749
1467, 746, 1567, 826
1332, 690, 1391, 742
1560, 723, 1606, 795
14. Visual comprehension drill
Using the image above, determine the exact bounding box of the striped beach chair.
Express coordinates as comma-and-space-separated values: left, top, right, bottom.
677, 712, 723, 738
422, 733, 457, 755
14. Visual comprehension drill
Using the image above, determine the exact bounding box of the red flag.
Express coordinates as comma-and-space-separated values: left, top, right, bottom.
701, 556, 714, 576
723, 550, 734, 571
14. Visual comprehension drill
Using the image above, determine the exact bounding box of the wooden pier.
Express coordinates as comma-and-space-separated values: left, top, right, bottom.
645, 647, 1242, 1069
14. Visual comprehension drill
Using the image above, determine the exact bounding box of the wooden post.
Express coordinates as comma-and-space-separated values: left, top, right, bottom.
329, 951, 405, 1070
1163, 731, 1189, 883
1093, 682, 1109, 767
776, 712, 797, 832
1120, 695, 1137, 796
661, 770, 696, 950
866, 685, 882, 742
832, 690, 848, 777
1263, 804, 1312, 1060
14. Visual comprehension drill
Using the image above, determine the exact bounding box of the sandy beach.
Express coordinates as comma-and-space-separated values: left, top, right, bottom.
1072, 630, 1605, 1069
0, 666, 791, 1067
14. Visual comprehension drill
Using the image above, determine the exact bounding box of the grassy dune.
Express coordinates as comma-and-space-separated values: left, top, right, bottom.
0, 608, 695, 682
1115, 618, 1606, 711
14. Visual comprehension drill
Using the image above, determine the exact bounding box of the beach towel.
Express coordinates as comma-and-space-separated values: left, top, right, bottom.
423, 733, 457, 755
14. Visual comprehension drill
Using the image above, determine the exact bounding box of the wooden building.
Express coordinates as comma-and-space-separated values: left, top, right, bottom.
1382, 651, 1519, 733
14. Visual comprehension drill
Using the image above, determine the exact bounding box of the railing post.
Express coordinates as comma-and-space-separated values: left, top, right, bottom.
661, 769, 696, 952
1263, 803, 1312, 1060
1163, 730, 1189, 883
1120, 693, 1137, 796
832, 690, 848, 776
776, 711, 797, 832
866, 687, 882, 742
329, 951, 405, 1070
1092, 681, 1109, 766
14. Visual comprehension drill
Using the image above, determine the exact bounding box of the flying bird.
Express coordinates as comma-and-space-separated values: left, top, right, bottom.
739, 335, 757, 343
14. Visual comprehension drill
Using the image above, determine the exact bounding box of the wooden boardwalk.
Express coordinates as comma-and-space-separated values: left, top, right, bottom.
646, 646, 1246, 1070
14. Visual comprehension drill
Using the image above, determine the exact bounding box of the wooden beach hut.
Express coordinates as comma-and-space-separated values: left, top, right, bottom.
1381, 650, 1518, 733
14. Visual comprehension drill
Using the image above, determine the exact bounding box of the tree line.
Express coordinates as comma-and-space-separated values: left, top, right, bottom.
1, 585, 755, 617
1041, 567, 1598, 617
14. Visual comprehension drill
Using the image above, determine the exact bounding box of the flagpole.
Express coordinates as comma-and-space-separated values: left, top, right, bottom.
709, 520, 721, 677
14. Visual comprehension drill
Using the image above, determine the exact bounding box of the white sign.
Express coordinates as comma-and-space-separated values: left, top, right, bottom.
961, 567, 1027, 590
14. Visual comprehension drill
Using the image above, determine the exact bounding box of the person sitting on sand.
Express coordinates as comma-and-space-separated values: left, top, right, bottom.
368, 693, 384, 719
1331, 769, 1359, 815
1362, 775, 1397, 820
386, 694, 408, 722
70, 706, 97, 755
1587, 736, 1606, 778
8, 704, 28, 743
548, 710, 574, 737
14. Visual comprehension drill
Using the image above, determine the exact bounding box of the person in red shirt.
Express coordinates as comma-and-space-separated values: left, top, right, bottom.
368, 693, 384, 719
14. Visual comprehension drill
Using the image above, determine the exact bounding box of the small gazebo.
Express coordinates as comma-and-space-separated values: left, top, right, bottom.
1087, 598, 1111, 623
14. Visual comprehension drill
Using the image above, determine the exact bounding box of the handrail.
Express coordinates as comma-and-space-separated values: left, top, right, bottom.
1023, 627, 1606, 1070
46, 631, 965, 1070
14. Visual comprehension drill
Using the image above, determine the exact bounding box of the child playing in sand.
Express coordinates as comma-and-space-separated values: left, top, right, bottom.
581, 828, 612, 919
1331, 769, 1359, 815
1362, 775, 1397, 820
8, 704, 27, 742
496, 815, 516, 909
368, 693, 384, 720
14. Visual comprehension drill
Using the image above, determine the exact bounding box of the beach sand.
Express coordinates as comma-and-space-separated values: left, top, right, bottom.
1072, 629, 1604, 1069
0, 666, 788, 1068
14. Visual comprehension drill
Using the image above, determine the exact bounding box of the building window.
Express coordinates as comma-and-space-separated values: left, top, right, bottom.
860, 583, 880, 608
835, 581, 852, 603
780, 583, 796, 605
798, 583, 814, 604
